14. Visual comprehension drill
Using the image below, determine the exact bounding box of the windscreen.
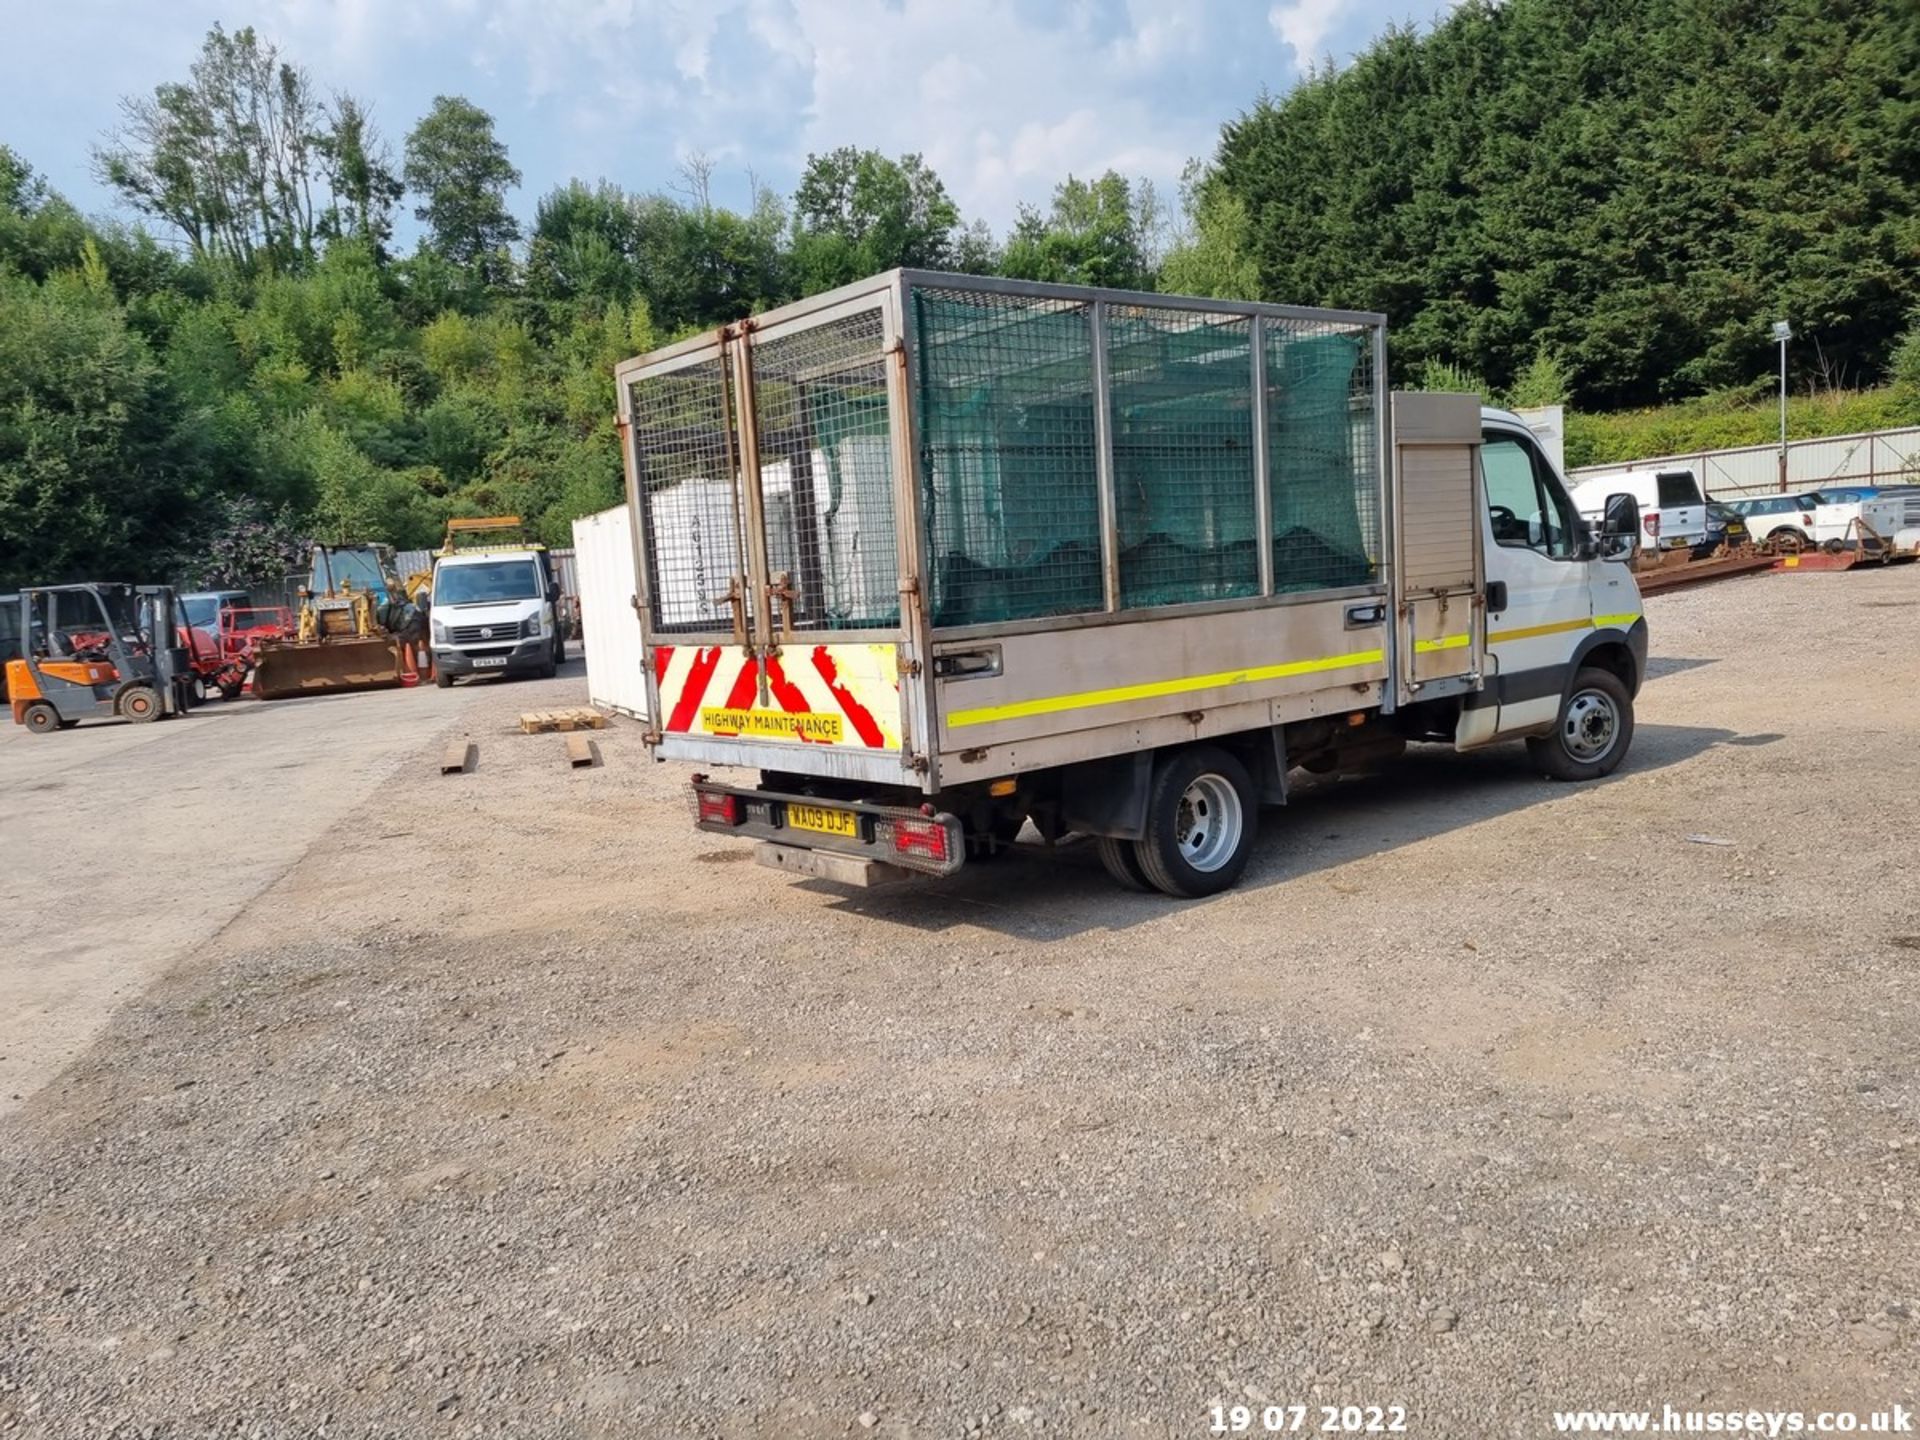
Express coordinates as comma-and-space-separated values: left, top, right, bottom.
311, 549, 390, 596
434, 560, 542, 606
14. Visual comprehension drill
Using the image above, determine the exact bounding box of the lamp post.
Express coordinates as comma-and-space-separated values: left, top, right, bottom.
1771, 320, 1792, 492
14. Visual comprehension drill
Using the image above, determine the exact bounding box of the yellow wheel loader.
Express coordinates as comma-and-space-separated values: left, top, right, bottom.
252, 544, 426, 701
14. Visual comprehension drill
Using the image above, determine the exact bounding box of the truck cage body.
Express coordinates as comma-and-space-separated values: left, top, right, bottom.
614, 270, 1487, 794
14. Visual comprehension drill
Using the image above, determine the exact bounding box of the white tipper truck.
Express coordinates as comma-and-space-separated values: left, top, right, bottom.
614, 272, 1649, 897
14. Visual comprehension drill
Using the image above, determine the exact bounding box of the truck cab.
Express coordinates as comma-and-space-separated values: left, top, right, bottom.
1464, 408, 1648, 753
427, 546, 565, 686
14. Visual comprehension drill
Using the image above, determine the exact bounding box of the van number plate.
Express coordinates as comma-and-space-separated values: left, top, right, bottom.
788, 804, 857, 838
473, 656, 509, 668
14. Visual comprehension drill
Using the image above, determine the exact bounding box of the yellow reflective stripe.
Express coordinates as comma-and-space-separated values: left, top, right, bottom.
944, 648, 1386, 729
1414, 633, 1470, 653
1490, 612, 1642, 645
1489, 616, 1590, 644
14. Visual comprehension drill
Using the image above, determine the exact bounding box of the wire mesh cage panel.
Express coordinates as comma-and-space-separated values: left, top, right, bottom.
1106, 306, 1258, 608
1265, 321, 1380, 594
911, 287, 1105, 627
750, 308, 900, 631
627, 355, 746, 634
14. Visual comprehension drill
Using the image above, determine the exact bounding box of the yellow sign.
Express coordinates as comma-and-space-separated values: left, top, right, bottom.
701, 707, 844, 742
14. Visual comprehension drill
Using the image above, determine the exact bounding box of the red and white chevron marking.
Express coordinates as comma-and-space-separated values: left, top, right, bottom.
651, 642, 901, 750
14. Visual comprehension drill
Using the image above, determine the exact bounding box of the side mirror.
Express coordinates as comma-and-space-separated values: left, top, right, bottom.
1600, 492, 1641, 559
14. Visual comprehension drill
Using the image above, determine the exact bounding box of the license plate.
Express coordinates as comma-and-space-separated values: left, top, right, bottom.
473, 656, 509, 668
788, 804, 857, 838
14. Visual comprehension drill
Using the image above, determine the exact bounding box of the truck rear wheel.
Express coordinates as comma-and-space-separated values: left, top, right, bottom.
1095, 836, 1152, 891
1132, 746, 1258, 898
1527, 667, 1634, 782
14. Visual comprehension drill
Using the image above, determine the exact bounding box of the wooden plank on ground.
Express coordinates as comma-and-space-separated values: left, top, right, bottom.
520, 707, 608, 734
441, 738, 475, 774
564, 733, 598, 768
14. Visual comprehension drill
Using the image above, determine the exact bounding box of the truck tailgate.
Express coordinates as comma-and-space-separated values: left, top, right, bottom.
652, 641, 913, 778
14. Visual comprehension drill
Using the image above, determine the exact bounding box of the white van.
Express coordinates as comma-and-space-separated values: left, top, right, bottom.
1567, 467, 1708, 552
427, 547, 565, 686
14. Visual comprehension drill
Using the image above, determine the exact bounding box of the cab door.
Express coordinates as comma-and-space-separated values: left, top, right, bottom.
1479, 423, 1593, 736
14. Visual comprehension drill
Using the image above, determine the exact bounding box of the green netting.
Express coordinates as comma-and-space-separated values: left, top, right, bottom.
913, 289, 1104, 627
1266, 329, 1378, 592
1108, 308, 1259, 608
910, 285, 1380, 629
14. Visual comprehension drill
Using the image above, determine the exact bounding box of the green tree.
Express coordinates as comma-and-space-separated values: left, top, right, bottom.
1160, 161, 1259, 300
314, 96, 404, 254
789, 148, 960, 291
94, 24, 336, 269
1215, 0, 1920, 408
0, 274, 188, 585
1000, 171, 1155, 290
403, 96, 521, 281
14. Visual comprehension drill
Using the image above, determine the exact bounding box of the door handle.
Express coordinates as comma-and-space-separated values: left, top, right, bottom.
1485, 581, 1508, 615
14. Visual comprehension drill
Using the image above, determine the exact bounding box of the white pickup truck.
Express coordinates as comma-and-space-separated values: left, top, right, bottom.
1567, 467, 1708, 553
614, 272, 1648, 897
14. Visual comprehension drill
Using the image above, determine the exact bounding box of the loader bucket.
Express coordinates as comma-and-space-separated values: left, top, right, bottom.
252, 637, 406, 701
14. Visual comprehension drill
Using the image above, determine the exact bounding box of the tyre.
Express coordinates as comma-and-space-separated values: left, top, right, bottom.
219, 679, 244, 701
1821, 537, 1845, 556
118, 684, 162, 723
553, 633, 566, 665
537, 652, 558, 680
1526, 667, 1635, 782
1132, 745, 1258, 899
434, 668, 454, 689
1770, 528, 1807, 554
1094, 835, 1153, 892
23, 701, 60, 735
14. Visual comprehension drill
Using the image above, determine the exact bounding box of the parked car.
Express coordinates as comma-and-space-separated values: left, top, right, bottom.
1695, 501, 1749, 558
1568, 467, 1707, 552
1805, 486, 1912, 547
1725, 493, 1823, 550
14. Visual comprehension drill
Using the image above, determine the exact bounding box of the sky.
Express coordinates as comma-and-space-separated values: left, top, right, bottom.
1, 0, 1442, 240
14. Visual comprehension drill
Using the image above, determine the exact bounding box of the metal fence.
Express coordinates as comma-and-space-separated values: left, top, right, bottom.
1568, 426, 1920, 499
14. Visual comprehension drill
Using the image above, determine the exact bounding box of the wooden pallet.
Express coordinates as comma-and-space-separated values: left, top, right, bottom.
519, 707, 608, 734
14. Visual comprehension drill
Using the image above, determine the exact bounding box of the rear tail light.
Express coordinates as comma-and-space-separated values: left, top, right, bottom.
890, 817, 950, 863
871, 813, 964, 875
1642, 513, 1660, 540
694, 787, 742, 826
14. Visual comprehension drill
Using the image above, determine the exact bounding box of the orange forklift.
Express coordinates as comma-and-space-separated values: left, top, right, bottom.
5, 584, 194, 733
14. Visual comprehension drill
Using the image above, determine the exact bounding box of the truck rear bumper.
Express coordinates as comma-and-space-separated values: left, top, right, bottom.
691, 777, 966, 878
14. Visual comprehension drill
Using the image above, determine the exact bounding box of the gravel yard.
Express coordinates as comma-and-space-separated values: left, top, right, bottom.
2, 569, 1917, 1439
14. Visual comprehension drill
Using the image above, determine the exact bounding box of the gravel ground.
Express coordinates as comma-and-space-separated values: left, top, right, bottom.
1, 569, 1917, 1439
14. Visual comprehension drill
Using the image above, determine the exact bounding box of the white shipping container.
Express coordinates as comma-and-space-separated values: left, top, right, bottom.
572, 504, 649, 720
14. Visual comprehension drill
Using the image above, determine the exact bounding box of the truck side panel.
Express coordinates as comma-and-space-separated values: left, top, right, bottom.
931, 593, 1388, 758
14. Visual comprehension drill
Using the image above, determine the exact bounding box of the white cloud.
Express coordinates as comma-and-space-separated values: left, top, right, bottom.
1267, 0, 1343, 66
